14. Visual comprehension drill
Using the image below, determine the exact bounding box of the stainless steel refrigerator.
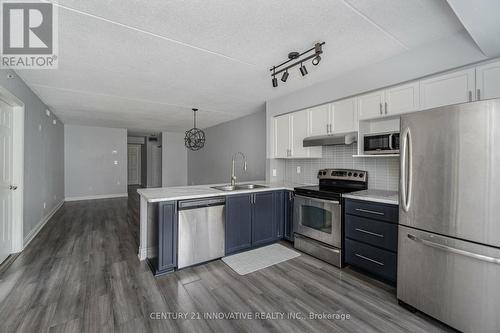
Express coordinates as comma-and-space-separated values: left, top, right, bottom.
398, 99, 500, 333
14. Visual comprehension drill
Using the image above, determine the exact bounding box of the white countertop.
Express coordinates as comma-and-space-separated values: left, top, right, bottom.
137, 180, 310, 203
343, 189, 399, 205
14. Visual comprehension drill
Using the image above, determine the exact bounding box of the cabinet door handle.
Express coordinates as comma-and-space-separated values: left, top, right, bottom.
355, 253, 385, 266
355, 208, 385, 216
477, 89, 481, 101
379, 103, 383, 115
468, 90, 472, 102
355, 228, 384, 238
384, 102, 388, 114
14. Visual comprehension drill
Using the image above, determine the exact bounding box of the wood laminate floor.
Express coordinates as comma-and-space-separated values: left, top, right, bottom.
0, 187, 455, 332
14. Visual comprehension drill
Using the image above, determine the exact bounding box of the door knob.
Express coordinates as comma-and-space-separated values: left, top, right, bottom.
9, 185, 17, 190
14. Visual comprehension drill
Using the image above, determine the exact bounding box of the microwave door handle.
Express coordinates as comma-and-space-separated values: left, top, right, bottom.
388, 133, 393, 150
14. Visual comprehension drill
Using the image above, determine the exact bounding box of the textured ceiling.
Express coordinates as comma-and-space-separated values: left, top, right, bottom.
15, 0, 464, 132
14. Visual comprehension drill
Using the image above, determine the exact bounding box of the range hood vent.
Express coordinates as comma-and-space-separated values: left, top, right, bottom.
303, 132, 357, 147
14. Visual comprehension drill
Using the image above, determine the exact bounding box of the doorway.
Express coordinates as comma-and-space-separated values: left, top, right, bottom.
0, 86, 24, 264
128, 144, 142, 185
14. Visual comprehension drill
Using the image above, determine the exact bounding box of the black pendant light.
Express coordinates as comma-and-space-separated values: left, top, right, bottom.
184, 108, 206, 151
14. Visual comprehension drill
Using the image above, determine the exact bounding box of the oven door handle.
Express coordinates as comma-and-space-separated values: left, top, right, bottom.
294, 194, 340, 205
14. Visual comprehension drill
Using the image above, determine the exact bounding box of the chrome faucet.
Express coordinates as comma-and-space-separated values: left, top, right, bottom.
231, 152, 247, 186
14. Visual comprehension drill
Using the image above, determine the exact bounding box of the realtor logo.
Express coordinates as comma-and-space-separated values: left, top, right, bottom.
1, 0, 58, 68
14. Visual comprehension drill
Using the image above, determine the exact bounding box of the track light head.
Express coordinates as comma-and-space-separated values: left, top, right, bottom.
281, 70, 289, 82
272, 76, 278, 87
312, 55, 321, 66
299, 63, 308, 76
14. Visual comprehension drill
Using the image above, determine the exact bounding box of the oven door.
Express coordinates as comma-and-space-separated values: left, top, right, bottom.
293, 195, 341, 248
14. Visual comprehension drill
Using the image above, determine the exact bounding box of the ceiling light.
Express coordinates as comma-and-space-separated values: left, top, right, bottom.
281, 70, 289, 82
269, 42, 324, 87
184, 108, 206, 151
312, 55, 321, 66
299, 63, 308, 76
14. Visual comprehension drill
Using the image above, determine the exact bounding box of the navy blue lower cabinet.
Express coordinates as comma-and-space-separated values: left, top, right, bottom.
274, 191, 285, 239
344, 198, 399, 284
284, 191, 294, 241
252, 192, 277, 246
155, 201, 177, 274
225, 194, 252, 255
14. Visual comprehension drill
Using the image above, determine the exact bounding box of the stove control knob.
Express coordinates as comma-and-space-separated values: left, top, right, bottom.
359, 173, 364, 178
348, 172, 352, 176
322, 171, 327, 176
353, 173, 358, 177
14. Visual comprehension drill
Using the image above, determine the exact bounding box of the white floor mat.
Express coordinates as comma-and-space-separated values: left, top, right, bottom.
222, 243, 301, 275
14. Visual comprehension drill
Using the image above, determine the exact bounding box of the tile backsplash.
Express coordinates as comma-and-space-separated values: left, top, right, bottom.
284, 144, 399, 191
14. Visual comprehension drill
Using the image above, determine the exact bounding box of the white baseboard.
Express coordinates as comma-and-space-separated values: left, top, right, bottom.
138, 246, 157, 261
65, 193, 128, 202
23, 200, 64, 249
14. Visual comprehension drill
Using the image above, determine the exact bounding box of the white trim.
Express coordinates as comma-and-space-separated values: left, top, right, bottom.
0, 85, 25, 253
65, 193, 128, 202
138, 246, 157, 261
23, 200, 64, 249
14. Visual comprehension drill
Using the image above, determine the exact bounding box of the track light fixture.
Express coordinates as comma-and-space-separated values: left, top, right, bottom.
281, 70, 289, 82
269, 42, 324, 87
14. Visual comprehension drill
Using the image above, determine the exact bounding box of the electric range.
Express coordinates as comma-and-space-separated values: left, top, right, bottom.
293, 168, 368, 267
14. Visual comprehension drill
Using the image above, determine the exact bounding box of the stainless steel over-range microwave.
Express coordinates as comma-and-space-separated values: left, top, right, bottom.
363, 132, 399, 155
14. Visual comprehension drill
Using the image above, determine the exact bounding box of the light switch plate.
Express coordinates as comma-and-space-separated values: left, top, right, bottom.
296, 166, 301, 174
272, 169, 277, 177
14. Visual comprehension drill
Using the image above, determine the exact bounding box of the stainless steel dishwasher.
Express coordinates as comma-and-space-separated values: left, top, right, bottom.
177, 197, 225, 269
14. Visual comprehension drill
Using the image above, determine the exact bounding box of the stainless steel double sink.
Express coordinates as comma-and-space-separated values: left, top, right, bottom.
210, 184, 268, 192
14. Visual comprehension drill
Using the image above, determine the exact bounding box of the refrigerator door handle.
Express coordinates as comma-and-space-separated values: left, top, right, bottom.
407, 234, 500, 265
400, 127, 412, 212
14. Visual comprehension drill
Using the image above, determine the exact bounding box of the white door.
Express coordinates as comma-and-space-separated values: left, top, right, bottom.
274, 114, 290, 158
385, 82, 420, 116
476, 60, 500, 101
290, 110, 309, 158
308, 104, 331, 136
358, 90, 385, 120
331, 98, 357, 133
127, 144, 141, 185
0, 99, 13, 264
419, 68, 475, 110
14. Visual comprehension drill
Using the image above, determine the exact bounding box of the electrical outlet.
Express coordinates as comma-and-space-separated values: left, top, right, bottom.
45, 109, 51, 117
43, 202, 46, 209
53, 119, 57, 125
272, 168, 277, 177
114, 160, 118, 165
296, 166, 301, 174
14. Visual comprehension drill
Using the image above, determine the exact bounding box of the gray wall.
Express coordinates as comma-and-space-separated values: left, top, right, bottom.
0, 69, 65, 241
64, 125, 127, 199
188, 110, 266, 185
162, 132, 187, 187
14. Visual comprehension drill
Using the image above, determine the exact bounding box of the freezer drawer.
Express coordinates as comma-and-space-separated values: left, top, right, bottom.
398, 226, 500, 333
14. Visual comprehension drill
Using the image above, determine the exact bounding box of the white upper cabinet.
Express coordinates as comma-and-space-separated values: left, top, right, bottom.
331, 98, 358, 132
290, 110, 310, 158
308, 104, 331, 136
274, 114, 290, 158
358, 90, 385, 120
476, 60, 500, 101
273, 110, 321, 159
385, 82, 420, 116
419, 68, 475, 110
